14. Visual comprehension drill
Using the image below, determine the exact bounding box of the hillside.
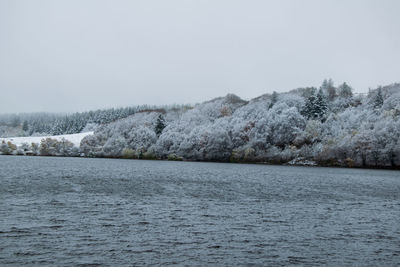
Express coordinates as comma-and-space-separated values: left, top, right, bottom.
1, 81, 400, 168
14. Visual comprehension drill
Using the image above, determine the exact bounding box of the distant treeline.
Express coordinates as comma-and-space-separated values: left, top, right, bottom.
0, 104, 192, 137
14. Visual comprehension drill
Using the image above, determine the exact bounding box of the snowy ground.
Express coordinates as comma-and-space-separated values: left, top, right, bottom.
0, 132, 93, 147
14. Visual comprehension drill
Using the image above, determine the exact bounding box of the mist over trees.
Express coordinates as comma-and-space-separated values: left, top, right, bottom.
1, 81, 400, 168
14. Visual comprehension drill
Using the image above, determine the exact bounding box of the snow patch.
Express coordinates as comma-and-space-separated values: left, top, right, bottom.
0, 132, 93, 147
287, 157, 317, 166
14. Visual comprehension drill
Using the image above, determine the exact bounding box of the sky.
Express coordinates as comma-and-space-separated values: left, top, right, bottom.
0, 0, 399, 113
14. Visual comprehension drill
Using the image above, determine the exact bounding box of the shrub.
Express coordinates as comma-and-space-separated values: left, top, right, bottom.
7, 141, 17, 151
167, 153, 182, 161
143, 151, 157, 160
122, 148, 136, 159
0, 141, 11, 155
31, 143, 40, 155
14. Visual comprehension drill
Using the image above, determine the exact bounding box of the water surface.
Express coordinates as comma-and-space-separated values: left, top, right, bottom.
0, 156, 399, 266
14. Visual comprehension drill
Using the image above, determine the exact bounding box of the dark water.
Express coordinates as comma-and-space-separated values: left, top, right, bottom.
0, 156, 399, 266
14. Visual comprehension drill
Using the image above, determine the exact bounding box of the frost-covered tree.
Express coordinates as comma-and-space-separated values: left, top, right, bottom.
40, 138, 59, 156
58, 138, 79, 156
155, 114, 166, 136
315, 88, 328, 119
269, 91, 278, 109
102, 135, 127, 157
338, 82, 353, 99
268, 103, 306, 147
301, 87, 318, 119
22, 120, 29, 132
80, 134, 102, 157
373, 87, 384, 109
302, 88, 327, 120
127, 126, 157, 151
31, 143, 40, 155
0, 141, 11, 155
321, 78, 336, 101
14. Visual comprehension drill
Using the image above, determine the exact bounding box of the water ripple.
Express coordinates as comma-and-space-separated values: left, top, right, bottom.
0, 155, 399, 266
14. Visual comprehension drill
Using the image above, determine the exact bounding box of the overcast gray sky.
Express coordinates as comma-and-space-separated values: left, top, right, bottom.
0, 0, 399, 113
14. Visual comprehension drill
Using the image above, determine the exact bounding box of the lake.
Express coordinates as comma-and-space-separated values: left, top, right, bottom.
0, 155, 399, 266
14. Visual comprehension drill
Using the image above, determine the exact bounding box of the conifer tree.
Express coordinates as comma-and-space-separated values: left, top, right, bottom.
155, 114, 166, 136
22, 120, 29, 132
301, 88, 327, 120
269, 91, 278, 109
301, 88, 317, 119
338, 82, 353, 98
315, 88, 328, 119
373, 87, 384, 109
321, 78, 336, 101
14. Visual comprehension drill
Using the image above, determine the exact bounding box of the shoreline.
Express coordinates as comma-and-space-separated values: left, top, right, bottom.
1, 154, 399, 171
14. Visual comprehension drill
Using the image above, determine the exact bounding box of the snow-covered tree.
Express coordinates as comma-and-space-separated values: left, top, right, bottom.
155, 114, 166, 136
373, 87, 384, 109
321, 78, 336, 101
338, 82, 353, 99
269, 91, 278, 108
302, 88, 327, 120
315, 88, 328, 119
0, 141, 11, 155
301, 87, 318, 119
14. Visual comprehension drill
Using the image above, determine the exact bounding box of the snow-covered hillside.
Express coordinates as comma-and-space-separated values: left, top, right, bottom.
0, 132, 93, 147
78, 82, 400, 168
1, 81, 400, 168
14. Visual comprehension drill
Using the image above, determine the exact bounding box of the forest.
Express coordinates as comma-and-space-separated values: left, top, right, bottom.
1, 80, 400, 168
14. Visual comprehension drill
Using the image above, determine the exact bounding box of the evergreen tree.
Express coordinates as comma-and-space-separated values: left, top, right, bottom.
51, 119, 64, 135
301, 88, 317, 119
321, 78, 336, 101
22, 120, 29, 132
373, 87, 384, 109
315, 88, 328, 119
301, 88, 327, 120
155, 114, 166, 136
10, 115, 20, 127
269, 91, 278, 109
338, 82, 353, 98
